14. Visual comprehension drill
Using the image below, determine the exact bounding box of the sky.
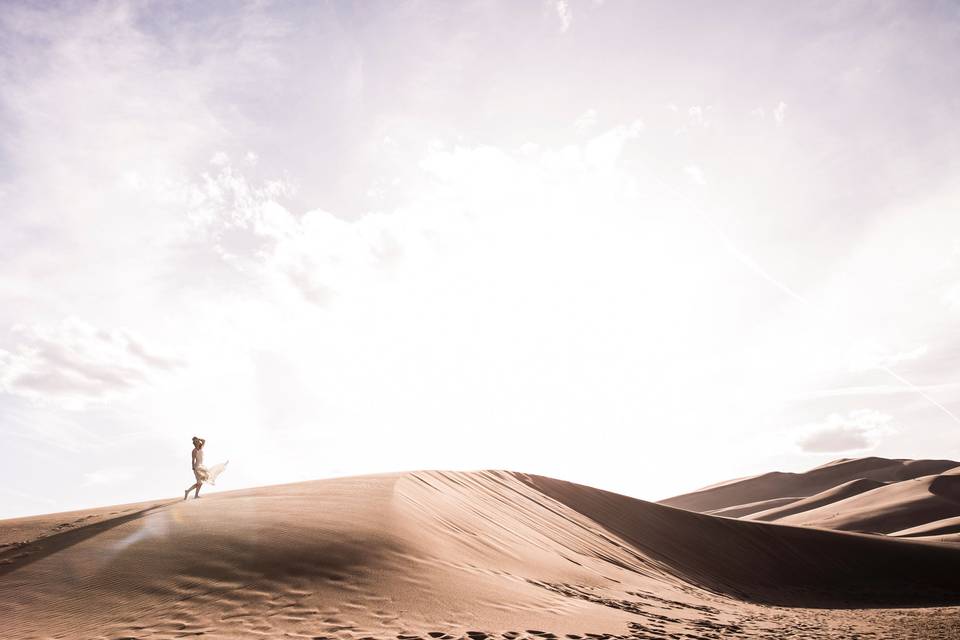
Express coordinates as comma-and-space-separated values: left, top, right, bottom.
2, 0, 960, 519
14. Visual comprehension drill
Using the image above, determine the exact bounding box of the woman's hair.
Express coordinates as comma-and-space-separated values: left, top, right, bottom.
192, 436, 202, 446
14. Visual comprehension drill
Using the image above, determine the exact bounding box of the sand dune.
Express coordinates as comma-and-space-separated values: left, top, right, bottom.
892, 514, 960, 537
2, 470, 960, 639
774, 472, 960, 534
743, 478, 887, 522
519, 474, 960, 605
910, 532, 960, 544
705, 496, 800, 518
662, 457, 960, 539
659, 457, 960, 513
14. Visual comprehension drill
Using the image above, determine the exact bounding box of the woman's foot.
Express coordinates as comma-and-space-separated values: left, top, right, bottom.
184, 489, 190, 501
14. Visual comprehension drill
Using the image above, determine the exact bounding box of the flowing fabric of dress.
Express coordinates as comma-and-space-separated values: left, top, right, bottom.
195, 448, 229, 486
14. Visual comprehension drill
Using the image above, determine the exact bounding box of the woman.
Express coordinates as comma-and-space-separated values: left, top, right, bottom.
184, 436, 228, 500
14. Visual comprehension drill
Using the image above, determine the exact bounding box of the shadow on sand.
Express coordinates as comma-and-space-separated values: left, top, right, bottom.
0, 500, 176, 577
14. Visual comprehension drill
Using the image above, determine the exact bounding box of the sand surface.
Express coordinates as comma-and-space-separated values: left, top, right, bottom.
3, 469, 960, 639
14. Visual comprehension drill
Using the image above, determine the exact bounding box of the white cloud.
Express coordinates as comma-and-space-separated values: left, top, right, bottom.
184, 162, 296, 264
0, 487, 56, 507
846, 341, 928, 372
210, 151, 231, 167
774, 101, 787, 125
82, 467, 134, 486
684, 164, 707, 185
555, 1, 572, 33
582, 119, 644, 168
0, 319, 182, 408
183, 159, 405, 306
687, 105, 711, 128
798, 381, 960, 400
942, 282, 960, 310
574, 108, 598, 132
796, 409, 896, 453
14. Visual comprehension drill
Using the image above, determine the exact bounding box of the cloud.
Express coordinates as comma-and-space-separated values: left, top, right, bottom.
796, 409, 896, 453
574, 108, 598, 132
798, 381, 960, 400
184, 156, 404, 306
555, 1, 572, 33
846, 341, 928, 372
774, 101, 787, 125
687, 105, 711, 128
180, 118, 645, 313
0, 486, 56, 507
684, 164, 707, 185
582, 119, 644, 168
210, 151, 231, 167
0, 319, 183, 408
184, 155, 296, 263
942, 282, 960, 310
82, 467, 134, 486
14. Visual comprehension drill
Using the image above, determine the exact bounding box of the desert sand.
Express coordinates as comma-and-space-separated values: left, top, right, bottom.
2, 467, 960, 639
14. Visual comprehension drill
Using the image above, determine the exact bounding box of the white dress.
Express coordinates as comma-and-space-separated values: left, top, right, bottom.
194, 448, 229, 486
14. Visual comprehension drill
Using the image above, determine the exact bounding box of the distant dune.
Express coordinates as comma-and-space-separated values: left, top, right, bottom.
2, 468, 960, 639
772, 472, 960, 534
892, 514, 960, 538
744, 478, 887, 522
659, 457, 960, 513
660, 457, 960, 540
706, 496, 800, 518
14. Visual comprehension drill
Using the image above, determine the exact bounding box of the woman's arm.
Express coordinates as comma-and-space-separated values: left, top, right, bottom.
192, 449, 198, 470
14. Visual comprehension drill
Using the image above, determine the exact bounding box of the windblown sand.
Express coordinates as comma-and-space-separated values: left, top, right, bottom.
2, 468, 960, 640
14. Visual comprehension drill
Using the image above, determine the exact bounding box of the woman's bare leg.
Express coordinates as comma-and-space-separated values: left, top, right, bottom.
184, 482, 199, 500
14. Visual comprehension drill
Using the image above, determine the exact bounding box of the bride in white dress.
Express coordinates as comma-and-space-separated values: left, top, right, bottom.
184, 436, 228, 500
